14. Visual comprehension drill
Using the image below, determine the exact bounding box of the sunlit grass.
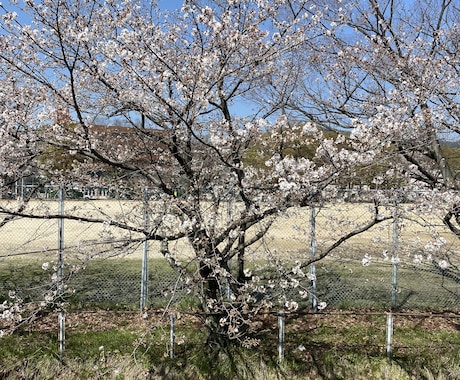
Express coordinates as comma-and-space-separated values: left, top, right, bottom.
2, 255, 460, 378
2, 255, 460, 313
1, 311, 460, 379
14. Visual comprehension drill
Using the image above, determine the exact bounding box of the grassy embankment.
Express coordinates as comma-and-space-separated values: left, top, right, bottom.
1, 258, 460, 379
1, 310, 460, 379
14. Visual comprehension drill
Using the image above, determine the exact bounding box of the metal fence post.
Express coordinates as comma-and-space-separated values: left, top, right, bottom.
310, 205, 317, 312
386, 312, 393, 359
391, 203, 399, 309
170, 313, 175, 359
57, 187, 65, 354
278, 311, 285, 363
140, 188, 149, 311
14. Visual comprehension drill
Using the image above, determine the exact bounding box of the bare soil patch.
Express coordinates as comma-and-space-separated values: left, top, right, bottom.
23, 309, 460, 335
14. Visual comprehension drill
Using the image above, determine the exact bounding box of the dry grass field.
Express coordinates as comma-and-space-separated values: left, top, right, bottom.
0, 199, 459, 266
0, 200, 460, 320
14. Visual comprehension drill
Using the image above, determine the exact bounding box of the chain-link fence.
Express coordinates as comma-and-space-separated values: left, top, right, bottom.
1, 190, 460, 312
264, 194, 460, 311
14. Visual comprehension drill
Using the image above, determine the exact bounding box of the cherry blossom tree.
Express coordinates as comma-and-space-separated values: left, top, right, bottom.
0, 0, 428, 345
303, 0, 460, 185
265, 0, 460, 263
0, 0, 355, 343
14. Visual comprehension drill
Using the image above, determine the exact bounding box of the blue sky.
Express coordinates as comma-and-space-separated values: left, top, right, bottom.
0, 0, 264, 120
158, 0, 184, 10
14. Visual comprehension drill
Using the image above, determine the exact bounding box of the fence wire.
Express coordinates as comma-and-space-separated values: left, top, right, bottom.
1, 190, 460, 312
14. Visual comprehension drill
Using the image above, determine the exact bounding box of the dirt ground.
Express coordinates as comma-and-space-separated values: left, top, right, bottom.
2, 199, 459, 262
23, 309, 460, 335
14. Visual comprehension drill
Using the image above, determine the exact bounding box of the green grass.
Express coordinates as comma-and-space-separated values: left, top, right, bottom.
2, 256, 460, 314
0, 257, 185, 310
314, 259, 460, 311
1, 312, 460, 379
0, 258, 52, 303
279, 313, 460, 379
66, 330, 138, 359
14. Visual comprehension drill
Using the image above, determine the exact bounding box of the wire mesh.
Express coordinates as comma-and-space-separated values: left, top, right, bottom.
1, 190, 460, 312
